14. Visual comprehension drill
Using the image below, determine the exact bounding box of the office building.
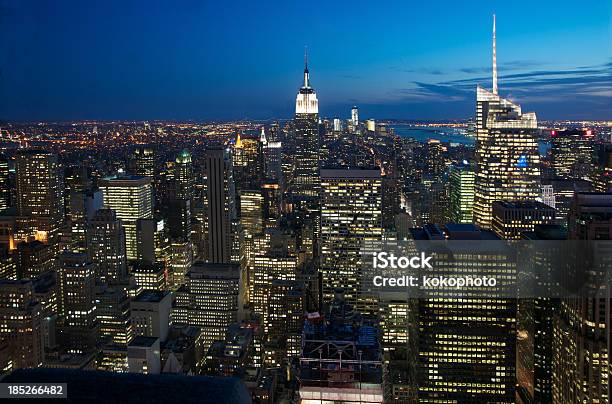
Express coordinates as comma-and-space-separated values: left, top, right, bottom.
0, 279, 43, 369
205, 148, 237, 263
58, 252, 99, 354
131, 290, 172, 342
99, 175, 153, 260
172, 262, 242, 350
293, 52, 320, 198
492, 200, 555, 240
449, 163, 475, 224
87, 208, 128, 284
474, 16, 540, 228
14, 150, 64, 246
320, 168, 383, 313
551, 129, 595, 180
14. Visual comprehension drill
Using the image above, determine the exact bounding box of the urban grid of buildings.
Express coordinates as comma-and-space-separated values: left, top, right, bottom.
0, 15, 611, 404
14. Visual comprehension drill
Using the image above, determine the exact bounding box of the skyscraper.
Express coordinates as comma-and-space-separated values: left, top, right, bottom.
320, 168, 383, 313
132, 145, 155, 179
0, 154, 9, 211
412, 223, 517, 402
87, 208, 128, 284
550, 129, 596, 180
205, 148, 237, 264
14, 150, 64, 247
474, 15, 540, 228
172, 262, 242, 350
449, 163, 475, 224
58, 252, 99, 354
99, 175, 153, 260
491, 200, 555, 240
553, 192, 612, 402
292, 51, 320, 198
351, 106, 359, 128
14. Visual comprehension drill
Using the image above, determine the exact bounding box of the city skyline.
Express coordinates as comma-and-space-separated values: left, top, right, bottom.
0, 0, 610, 122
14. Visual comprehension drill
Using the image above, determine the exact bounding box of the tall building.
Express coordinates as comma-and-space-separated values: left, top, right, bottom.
87, 208, 128, 284
132, 145, 155, 179
412, 223, 517, 402
14, 150, 64, 246
292, 52, 320, 198
320, 168, 383, 313
0, 279, 43, 369
233, 134, 262, 193
16, 240, 55, 279
205, 148, 237, 264
0, 154, 9, 211
449, 163, 475, 224
96, 284, 132, 347
351, 106, 359, 127
474, 16, 540, 228
172, 262, 242, 350
550, 129, 595, 180
492, 200, 555, 240
99, 175, 153, 260
173, 149, 194, 201
58, 252, 99, 354
552, 193, 612, 402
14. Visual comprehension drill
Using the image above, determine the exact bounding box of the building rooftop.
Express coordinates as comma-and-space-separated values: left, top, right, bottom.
133, 290, 170, 303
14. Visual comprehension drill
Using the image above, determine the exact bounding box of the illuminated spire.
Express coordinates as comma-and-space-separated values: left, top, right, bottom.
303, 46, 310, 88
235, 133, 243, 148
492, 14, 498, 95
260, 126, 267, 144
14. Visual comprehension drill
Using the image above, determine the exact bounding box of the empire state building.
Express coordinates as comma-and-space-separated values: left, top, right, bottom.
292, 51, 320, 198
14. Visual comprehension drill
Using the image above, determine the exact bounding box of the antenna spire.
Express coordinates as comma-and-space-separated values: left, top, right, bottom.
303, 46, 310, 87
492, 14, 498, 95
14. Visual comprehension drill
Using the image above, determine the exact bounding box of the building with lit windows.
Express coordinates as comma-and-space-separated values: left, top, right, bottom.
205, 148, 237, 264
58, 252, 99, 355
0, 154, 9, 211
320, 167, 383, 314
131, 290, 171, 342
14, 150, 64, 247
292, 53, 320, 198
172, 262, 242, 350
131, 262, 166, 291
87, 208, 127, 284
474, 16, 540, 229
96, 284, 132, 347
492, 200, 555, 240
552, 192, 612, 403
0, 279, 43, 369
99, 175, 153, 260
411, 223, 517, 402
449, 163, 475, 224
550, 129, 596, 180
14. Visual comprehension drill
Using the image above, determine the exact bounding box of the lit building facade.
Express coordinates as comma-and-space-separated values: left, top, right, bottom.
320, 168, 383, 314
99, 176, 153, 260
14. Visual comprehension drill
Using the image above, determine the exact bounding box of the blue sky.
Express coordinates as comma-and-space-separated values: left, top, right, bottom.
0, 0, 610, 121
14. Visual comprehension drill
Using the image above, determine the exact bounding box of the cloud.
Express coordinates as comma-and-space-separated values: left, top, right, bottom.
389, 61, 612, 118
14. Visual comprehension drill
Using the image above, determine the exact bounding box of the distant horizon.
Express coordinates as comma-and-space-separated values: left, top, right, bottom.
0, 1, 610, 121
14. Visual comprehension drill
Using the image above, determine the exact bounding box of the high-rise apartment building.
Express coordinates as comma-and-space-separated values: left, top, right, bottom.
99, 175, 153, 260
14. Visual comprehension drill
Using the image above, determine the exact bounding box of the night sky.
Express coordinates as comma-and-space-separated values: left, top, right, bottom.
0, 0, 610, 121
